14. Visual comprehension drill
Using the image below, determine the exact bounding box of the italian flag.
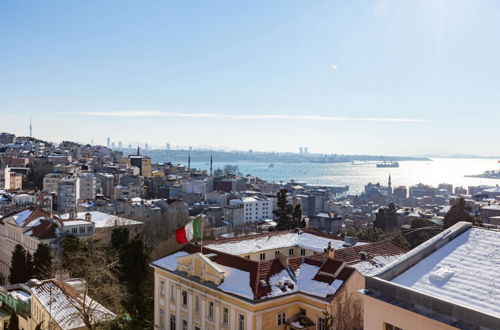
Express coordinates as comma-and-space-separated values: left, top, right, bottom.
175, 216, 203, 243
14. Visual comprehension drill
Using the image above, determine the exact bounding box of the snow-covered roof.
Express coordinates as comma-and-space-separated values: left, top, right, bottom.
60, 211, 142, 228
31, 280, 115, 330
266, 263, 343, 299
152, 251, 189, 271
352, 255, 401, 276
391, 227, 500, 318
206, 232, 365, 255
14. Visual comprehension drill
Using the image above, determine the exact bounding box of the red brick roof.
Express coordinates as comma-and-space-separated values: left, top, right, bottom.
333, 240, 409, 265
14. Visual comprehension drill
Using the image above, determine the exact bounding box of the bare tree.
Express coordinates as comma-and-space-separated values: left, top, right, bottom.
327, 287, 363, 330
56, 238, 124, 329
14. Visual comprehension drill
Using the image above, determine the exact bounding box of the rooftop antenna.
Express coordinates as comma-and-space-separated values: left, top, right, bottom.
188, 153, 191, 170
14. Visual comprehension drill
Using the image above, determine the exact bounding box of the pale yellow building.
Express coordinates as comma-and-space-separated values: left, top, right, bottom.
361, 222, 500, 330
120, 150, 152, 178
152, 229, 408, 330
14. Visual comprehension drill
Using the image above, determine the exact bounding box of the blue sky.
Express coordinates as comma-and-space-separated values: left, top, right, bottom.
1, 0, 499, 155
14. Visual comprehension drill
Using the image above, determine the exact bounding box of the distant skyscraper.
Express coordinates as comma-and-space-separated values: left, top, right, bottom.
118, 141, 122, 148
304, 147, 309, 154
145, 143, 148, 150
299, 147, 303, 154
166, 143, 171, 150
29, 116, 32, 138
107, 137, 111, 148
111, 142, 116, 148
189, 146, 192, 151
91, 139, 94, 145
128, 144, 132, 149
210, 154, 213, 176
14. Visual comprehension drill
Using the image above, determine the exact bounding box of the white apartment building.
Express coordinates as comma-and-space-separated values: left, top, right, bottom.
77, 172, 97, 200
57, 177, 80, 213
229, 196, 274, 223
0, 167, 11, 190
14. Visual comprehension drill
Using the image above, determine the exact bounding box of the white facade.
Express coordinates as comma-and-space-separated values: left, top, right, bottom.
77, 173, 97, 200
43, 172, 68, 193
229, 196, 274, 223
0, 167, 10, 190
57, 177, 80, 212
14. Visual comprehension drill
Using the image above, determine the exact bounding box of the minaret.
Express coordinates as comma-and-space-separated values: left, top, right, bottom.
388, 174, 392, 188
188, 153, 191, 170
137, 146, 140, 156
29, 116, 32, 138
210, 154, 213, 176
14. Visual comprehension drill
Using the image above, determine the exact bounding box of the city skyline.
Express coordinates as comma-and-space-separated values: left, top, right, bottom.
2, 0, 500, 155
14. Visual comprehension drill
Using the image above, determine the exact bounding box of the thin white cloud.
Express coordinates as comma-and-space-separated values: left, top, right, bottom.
60, 111, 428, 123
330, 64, 338, 70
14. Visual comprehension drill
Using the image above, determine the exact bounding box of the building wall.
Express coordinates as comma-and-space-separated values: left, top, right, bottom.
154, 262, 364, 330
362, 294, 458, 330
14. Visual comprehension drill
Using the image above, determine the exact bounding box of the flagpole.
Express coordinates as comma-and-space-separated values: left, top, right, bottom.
200, 215, 204, 254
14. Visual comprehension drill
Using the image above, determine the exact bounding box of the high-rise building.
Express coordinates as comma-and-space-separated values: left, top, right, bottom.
118, 141, 123, 148
304, 147, 309, 154
106, 137, 111, 148
145, 143, 149, 150
299, 147, 303, 154
166, 143, 171, 150
57, 177, 80, 212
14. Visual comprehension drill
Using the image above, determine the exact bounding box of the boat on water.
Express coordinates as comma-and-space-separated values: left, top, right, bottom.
376, 161, 400, 168
269, 163, 274, 168
465, 169, 500, 179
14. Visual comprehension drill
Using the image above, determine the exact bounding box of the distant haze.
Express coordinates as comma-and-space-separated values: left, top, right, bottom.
1, 1, 500, 156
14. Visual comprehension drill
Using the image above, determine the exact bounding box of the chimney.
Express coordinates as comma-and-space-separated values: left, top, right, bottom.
277, 252, 289, 267
85, 212, 92, 222
324, 241, 335, 259
69, 210, 76, 219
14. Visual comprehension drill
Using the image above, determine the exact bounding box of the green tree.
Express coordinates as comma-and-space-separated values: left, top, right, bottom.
444, 197, 475, 228
9, 244, 28, 284
292, 205, 304, 228
7, 310, 19, 330
111, 228, 130, 252
392, 234, 411, 248
356, 227, 386, 242
61, 234, 83, 270
25, 252, 34, 280
273, 189, 293, 230
373, 203, 398, 231
33, 243, 53, 280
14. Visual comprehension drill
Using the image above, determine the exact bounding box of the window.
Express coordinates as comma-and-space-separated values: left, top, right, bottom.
288, 248, 294, 256
238, 314, 245, 330
194, 295, 200, 313
317, 317, 326, 330
170, 314, 176, 330
277, 312, 286, 325
260, 253, 266, 260
182, 319, 188, 330
182, 290, 188, 306
208, 301, 214, 319
244, 255, 250, 259
170, 285, 176, 301
71, 227, 78, 235
79, 227, 86, 234
300, 249, 306, 256
223, 307, 229, 325
385, 323, 403, 330
159, 309, 165, 329
160, 281, 165, 297
275, 250, 280, 256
